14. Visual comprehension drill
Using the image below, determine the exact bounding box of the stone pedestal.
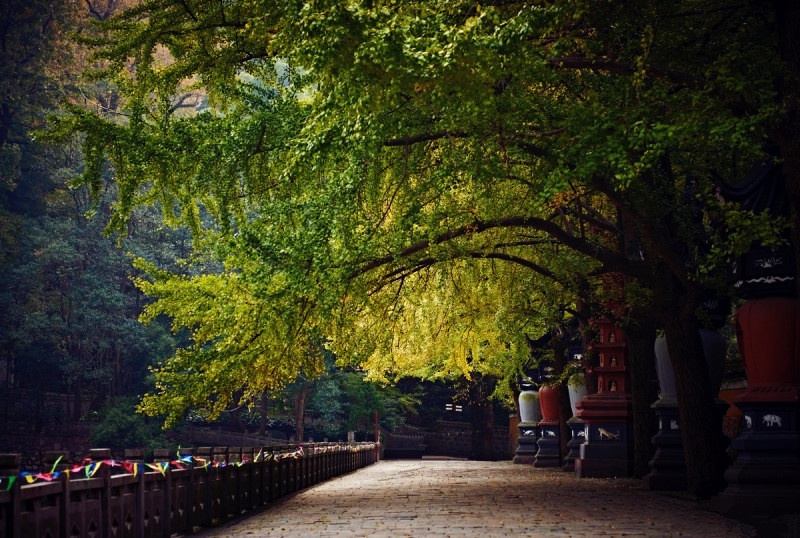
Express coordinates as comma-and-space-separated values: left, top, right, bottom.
647, 328, 728, 490
533, 386, 560, 467
562, 416, 584, 472
645, 398, 730, 491
513, 421, 540, 464
714, 390, 800, 517
711, 297, 800, 517
575, 392, 633, 478
643, 398, 685, 490
534, 420, 561, 468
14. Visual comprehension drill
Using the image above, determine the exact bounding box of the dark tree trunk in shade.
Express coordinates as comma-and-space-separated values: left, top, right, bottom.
469, 375, 496, 461
293, 384, 309, 443
258, 393, 268, 437
663, 310, 729, 497
623, 315, 660, 479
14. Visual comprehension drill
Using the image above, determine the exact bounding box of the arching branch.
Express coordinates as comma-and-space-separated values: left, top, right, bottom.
466, 252, 563, 284
351, 215, 646, 281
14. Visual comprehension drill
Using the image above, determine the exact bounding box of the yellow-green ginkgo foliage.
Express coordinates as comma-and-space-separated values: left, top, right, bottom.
134, 258, 325, 427
328, 253, 578, 402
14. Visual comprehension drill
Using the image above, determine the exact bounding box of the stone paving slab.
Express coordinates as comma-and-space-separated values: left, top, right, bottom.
192, 459, 757, 537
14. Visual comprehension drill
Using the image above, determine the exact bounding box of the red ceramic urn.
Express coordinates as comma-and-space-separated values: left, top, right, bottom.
539, 384, 560, 425
735, 297, 800, 388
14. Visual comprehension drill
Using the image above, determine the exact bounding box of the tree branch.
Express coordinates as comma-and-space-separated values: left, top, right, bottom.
554, 201, 620, 237
384, 131, 468, 147
171, 93, 201, 110
549, 54, 704, 89
84, 0, 116, 21
351, 215, 646, 281
467, 251, 563, 283
369, 249, 571, 296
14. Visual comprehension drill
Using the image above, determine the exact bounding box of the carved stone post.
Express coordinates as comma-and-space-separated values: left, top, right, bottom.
575, 319, 634, 478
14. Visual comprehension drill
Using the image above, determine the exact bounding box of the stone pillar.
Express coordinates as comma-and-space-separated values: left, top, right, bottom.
44, 450, 71, 472
0, 453, 21, 476
719, 397, 800, 515
153, 448, 172, 463
123, 448, 145, 462
713, 155, 800, 519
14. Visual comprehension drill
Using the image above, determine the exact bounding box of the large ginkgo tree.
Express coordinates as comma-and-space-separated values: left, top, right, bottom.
54, 0, 798, 497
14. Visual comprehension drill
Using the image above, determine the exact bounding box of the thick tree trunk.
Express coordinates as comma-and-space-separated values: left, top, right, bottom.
258, 392, 268, 437
557, 383, 572, 458
645, 241, 727, 496
623, 315, 659, 479
469, 375, 496, 460
293, 385, 309, 443
662, 312, 728, 498
470, 400, 495, 460
0, 102, 11, 149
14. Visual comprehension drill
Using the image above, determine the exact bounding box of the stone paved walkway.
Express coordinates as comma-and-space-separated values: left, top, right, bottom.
191, 459, 759, 537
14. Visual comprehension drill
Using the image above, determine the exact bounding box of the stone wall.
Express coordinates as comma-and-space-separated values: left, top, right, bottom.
422, 420, 511, 460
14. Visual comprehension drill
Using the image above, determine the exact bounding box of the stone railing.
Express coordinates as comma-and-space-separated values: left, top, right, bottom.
0, 442, 377, 538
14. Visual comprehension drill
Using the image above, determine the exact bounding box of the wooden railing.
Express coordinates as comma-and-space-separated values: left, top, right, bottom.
0, 442, 377, 538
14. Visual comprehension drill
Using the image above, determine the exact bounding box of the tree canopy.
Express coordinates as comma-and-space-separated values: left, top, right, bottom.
51, 0, 798, 495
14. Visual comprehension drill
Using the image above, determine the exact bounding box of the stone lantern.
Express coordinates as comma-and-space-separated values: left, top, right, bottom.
575, 318, 634, 478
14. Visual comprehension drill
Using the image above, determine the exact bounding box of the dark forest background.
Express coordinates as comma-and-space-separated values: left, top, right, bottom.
0, 1, 440, 463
